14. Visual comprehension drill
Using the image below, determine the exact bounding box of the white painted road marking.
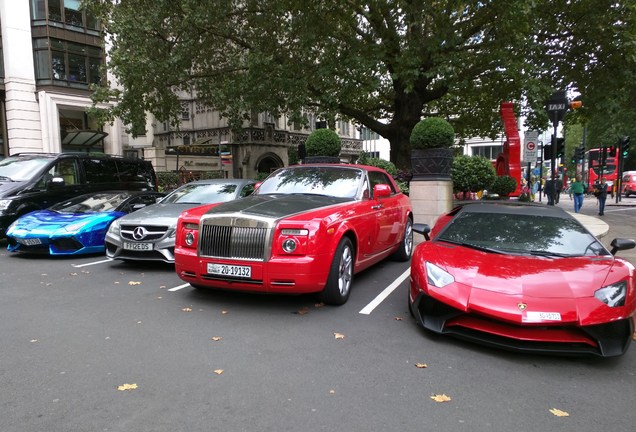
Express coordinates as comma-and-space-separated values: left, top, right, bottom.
359, 268, 410, 315
168, 283, 191, 292
72, 258, 113, 268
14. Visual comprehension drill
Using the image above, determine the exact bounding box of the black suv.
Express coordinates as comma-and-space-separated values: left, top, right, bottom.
0, 153, 157, 237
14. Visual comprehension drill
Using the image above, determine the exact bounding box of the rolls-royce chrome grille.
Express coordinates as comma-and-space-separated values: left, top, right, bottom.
199, 223, 270, 260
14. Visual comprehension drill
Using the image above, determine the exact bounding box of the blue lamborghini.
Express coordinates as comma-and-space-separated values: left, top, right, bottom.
6, 191, 164, 255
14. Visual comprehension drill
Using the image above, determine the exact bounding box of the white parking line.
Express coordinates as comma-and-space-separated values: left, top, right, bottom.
359, 268, 410, 315
168, 283, 191, 292
72, 258, 113, 268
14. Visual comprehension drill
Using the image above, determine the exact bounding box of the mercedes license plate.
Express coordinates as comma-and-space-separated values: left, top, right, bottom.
207, 263, 251, 278
123, 242, 153, 251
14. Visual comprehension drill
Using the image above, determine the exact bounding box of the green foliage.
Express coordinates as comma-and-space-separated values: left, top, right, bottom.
305, 129, 342, 157
356, 153, 409, 194
410, 118, 455, 150
200, 171, 224, 180
357, 153, 397, 175
490, 175, 518, 196
288, 145, 299, 165
255, 171, 270, 181
85, 0, 636, 168
451, 156, 497, 193
156, 171, 179, 192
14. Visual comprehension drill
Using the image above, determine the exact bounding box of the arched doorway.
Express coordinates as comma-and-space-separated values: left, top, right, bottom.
255, 152, 284, 177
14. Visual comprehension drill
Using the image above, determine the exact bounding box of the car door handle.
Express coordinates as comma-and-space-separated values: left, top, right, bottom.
371, 204, 383, 210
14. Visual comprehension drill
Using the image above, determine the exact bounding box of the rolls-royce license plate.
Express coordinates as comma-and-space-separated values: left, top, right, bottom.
207, 263, 251, 278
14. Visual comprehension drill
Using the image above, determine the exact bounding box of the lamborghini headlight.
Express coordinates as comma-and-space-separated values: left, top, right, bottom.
594, 281, 627, 307
64, 221, 89, 233
425, 262, 454, 288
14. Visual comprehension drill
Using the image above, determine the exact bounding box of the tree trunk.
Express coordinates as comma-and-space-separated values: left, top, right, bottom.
387, 120, 418, 170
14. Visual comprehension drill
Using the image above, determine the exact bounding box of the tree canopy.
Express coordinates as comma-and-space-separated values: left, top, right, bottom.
85, 0, 636, 169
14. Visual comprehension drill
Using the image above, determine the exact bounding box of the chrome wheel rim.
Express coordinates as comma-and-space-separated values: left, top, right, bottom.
338, 245, 353, 296
404, 221, 413, 256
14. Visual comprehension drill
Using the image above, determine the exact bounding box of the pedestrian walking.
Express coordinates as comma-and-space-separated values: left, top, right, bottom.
545, 176, 554, 206
554, 176, 563, 204
594, 180, 609, 216
571, 174, 585, 213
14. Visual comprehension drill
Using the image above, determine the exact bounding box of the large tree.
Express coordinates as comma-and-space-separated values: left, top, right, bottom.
85, 0, 636, 169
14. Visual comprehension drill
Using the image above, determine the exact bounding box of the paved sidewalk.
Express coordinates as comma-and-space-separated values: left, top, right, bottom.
569, 212, 609, 238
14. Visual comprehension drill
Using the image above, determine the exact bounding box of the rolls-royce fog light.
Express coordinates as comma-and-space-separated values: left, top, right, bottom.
185, 232, 195, 246
282, 238, 297, 253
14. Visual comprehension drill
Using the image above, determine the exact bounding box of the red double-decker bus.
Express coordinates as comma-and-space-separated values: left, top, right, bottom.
583, 147, 619, 192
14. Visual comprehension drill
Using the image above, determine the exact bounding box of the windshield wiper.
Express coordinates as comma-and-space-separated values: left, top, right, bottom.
525, 250, 575, 258
439, 239, 505, 254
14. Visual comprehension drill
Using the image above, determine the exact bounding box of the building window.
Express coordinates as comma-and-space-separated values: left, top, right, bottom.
64, 0, 83, 27
181, 103, 190, 121
183, 134, 191, 146
31, 0, 101, 35
471, 145, 503, 160
33, 38, 104, 88
48, 0, 62, 21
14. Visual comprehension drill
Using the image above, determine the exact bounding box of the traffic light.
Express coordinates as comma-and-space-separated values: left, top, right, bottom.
556, 137, 565, 158
575, 146, 585, 161
621, 136, 631, 158
543, 143, 552, 160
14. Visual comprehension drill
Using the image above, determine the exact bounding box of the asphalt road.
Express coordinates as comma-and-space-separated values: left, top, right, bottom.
1, 200, 635, 432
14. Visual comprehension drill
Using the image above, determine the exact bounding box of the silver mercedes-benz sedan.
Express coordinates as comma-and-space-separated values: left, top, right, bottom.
105, 178, 256, 263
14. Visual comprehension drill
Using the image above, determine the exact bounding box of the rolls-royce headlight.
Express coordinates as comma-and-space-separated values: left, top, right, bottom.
185, 232, 195, 246
595, 281, 627, 307
282, 238, 297, 253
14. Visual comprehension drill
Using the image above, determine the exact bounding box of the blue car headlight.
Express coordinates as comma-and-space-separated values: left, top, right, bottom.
425, 262, 455, 288
65, 221, 89, 233
594, 281, 627, 307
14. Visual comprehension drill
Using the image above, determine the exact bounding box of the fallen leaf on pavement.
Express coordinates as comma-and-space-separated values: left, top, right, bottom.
221, 310, 229, 315
117, 383, 138, 391
214, 369, 224, 375
128, 281, 142, 285
296, 307, 310, 315
69, 272, 78, 276
394, 316, 403, 321
334, 332, 345, 339
211, 336, 223, 341
415, 363, 428, 369
430, 394, 451, 403
549, 408, 569, 417
182, 307, 193, 312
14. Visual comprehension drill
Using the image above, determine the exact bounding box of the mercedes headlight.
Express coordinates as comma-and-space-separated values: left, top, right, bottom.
594, 281, 627, 307
425, 262, 455, 288
108, 219, 121, 234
